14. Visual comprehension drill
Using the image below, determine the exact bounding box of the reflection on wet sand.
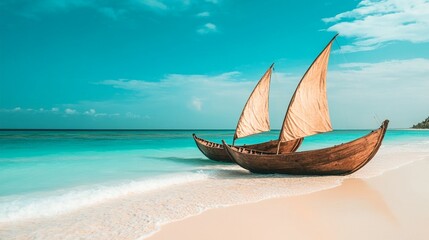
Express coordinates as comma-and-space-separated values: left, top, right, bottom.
333, 178, 397, 224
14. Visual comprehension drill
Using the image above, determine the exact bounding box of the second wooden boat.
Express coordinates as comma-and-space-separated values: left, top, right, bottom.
193, 64, 303, 162
193, 134, 302, 162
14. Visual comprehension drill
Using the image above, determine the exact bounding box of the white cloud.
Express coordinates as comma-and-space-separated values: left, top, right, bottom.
196, 11, 210, 17
1, 106, 61, 114
323, 0, 429, 52
97, 7, 126, 20
5, 0, 221, 19
38, 0, 93, 11
65, 108, 77, 115
99, 71, 241, 92
332, 58, 429, 83
84, 109, 96, 115
197, 22, 217, 34
191, 97, 203, 111
125, 112, 141, 119
326, 58, 429, 128
0, 105, 123, 124
67, 107, 119, 118
99, 79, 160, 91
96, 68, 294, 129
205, 23, 216, 30
141, 0, 168, 11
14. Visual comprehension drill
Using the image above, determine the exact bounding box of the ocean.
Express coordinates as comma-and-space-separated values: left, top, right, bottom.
1, 129, 429, 239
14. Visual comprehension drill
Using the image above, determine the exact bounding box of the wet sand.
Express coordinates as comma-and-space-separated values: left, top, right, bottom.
148, 158, 429, 240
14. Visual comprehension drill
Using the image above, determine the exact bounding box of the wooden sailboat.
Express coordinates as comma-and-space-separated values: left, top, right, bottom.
222, 34, 389, 175
193, 134, 302, 162
193, 64, 303, 162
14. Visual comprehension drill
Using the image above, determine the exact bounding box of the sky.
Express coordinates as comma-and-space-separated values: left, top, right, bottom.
0, 0, 428, 129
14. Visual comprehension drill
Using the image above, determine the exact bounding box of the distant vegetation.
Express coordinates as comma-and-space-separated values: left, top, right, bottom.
412, 116, 429, 129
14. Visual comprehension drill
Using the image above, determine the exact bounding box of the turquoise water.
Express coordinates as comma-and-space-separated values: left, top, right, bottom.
0, 131, 222, 196
1, 129, 428, 196
1, 129, 429, 222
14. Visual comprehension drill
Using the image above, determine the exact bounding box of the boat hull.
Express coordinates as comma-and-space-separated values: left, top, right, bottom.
222, 120, 389, 175
193, 134, 303, 162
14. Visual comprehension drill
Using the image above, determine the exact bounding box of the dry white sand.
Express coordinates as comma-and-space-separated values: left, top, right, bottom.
148, 158, 429, 240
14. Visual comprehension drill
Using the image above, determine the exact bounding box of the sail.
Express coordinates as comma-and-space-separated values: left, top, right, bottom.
279, 36, 337, 142
234, 64, 274, 141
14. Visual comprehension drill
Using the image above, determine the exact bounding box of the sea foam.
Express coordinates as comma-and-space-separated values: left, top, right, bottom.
0, 172, 208, 222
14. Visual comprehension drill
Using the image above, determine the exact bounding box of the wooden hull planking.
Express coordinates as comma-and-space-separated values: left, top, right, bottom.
222, 120, 389, 175
193, 134, 303, 162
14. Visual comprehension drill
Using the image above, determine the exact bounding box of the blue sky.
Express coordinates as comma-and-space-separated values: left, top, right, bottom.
1, 0, 428, 129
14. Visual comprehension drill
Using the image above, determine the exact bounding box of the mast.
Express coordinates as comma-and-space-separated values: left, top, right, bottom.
276, 34, 338, 153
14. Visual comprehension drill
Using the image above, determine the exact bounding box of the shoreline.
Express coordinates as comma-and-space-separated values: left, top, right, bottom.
1, 145, 428, 240
148, 157, 429, 240
142, 154, 427, 240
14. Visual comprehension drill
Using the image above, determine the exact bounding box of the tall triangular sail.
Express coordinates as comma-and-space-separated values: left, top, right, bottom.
279, 35, 337, 142
234, 64, 274, 141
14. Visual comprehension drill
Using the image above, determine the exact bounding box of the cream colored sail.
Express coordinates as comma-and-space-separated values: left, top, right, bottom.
234, 64, 274, 141
279, 36, 337, 142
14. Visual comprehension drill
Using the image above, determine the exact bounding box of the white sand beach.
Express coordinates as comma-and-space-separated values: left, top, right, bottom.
149, 158, 429, 240
1, 145, 428, 240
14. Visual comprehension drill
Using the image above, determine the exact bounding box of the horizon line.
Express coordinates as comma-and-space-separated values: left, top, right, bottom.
0, 128, 416, 131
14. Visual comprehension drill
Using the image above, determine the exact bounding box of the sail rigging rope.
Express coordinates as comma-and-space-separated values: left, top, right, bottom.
334, 36, 351, 67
